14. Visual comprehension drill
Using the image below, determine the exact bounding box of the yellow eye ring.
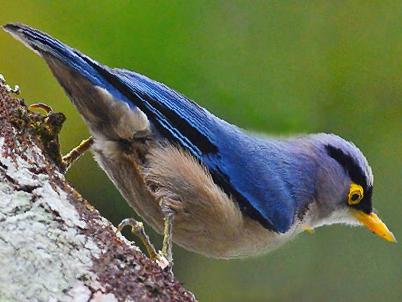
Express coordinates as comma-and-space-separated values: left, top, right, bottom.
348, 183, 364, 205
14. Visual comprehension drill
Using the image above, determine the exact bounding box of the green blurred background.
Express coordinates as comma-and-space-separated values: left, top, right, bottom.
1, 1, 401, 301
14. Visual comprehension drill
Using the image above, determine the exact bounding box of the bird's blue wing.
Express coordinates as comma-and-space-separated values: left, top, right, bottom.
108, 69, 297, 233
4, 23, 298, 233
85, 65, 297, 233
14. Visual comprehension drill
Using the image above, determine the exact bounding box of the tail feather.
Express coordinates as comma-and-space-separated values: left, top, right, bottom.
4, 23, 107, 89
3, 23, 148, 140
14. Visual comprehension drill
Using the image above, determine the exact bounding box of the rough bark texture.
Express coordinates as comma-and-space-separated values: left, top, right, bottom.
0, 82, 196, 302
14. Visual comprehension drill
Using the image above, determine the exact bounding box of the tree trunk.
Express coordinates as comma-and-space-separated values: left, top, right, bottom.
0, 81, 196, 302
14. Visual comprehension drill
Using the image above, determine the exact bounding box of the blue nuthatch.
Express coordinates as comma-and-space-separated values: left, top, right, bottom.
4, 24, 396, 265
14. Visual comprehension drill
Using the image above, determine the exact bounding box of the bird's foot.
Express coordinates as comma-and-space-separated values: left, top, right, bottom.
62, 137, 94, 171
116, 218, 170, 270
117, 197, 177, 272
29, 103, 93, 172
29, 102, 53, 115
0, 74, 20, 94
29, 103, 66, 170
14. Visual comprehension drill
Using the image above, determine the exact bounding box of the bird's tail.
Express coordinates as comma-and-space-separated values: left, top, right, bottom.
3, 23, 146, 139
3, 23, 112, 90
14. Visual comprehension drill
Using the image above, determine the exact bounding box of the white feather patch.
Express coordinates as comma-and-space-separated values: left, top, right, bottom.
94, 86, 150, 139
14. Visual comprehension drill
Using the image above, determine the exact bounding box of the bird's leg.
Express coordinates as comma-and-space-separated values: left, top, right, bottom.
62, 137, 94, 171
159, 198, 177, 266
116, 198, 177, 270
29, 102, 93, 172
117, 218, 158, 259
116, 218, 170, 269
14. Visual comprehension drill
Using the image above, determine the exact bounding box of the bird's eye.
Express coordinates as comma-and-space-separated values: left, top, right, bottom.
348, 183, 364, 205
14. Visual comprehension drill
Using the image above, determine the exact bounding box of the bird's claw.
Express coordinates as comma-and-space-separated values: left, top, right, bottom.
28, 102, 66, 170
117, 218, 159, 259
28, 102, 92, 172
29, 102, 53, 115
116, 217, 173, 271
155, 252, 170, 270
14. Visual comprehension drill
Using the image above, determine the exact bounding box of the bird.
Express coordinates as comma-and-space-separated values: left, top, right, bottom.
3, 23, 396, 266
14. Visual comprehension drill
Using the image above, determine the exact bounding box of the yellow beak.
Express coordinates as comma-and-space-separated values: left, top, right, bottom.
352, 210, 397, 243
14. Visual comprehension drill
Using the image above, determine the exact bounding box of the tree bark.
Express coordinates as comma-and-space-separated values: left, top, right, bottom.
0, 82, 196, 302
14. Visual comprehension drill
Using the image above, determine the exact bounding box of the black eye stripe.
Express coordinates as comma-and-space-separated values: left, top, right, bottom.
325, 144, 373, 213
325, 145, 367, 188
354, 187, 373, 214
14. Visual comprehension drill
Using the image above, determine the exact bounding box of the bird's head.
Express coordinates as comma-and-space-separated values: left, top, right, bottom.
308, 134, 396, 243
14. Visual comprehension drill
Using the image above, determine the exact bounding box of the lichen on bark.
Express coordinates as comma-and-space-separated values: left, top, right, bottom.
0, 82, 196, 302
